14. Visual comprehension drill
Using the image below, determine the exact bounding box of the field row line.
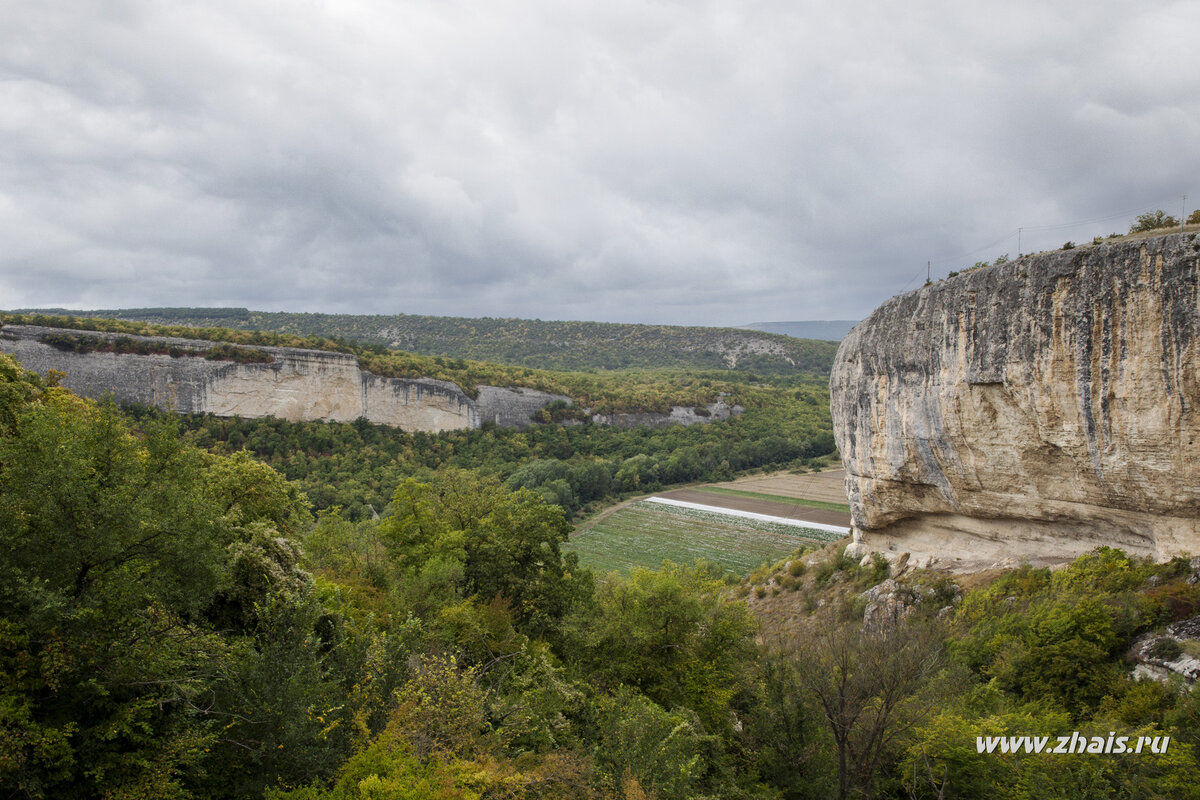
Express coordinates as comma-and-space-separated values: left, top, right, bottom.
644, 496, 850, 535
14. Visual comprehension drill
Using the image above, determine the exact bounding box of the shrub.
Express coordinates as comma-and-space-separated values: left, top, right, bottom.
814, 549, 858, 587
1148, 637, 1183, 662
1145, 582, 1200, 622
1129, 209, 1179, 233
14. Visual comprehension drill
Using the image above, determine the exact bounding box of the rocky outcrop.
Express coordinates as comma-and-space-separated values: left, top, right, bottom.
1132, 602, 1200, 684
831, 233, 1200, 570
0, 325, 563, 432
475, 385, 572, 428
590, 399, 743, 428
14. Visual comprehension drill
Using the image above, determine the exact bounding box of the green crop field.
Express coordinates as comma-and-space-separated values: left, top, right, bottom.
566, 501, 843, 576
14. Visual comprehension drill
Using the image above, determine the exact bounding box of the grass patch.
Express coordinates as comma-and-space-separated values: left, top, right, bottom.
566, 501, 838, 576
692, 485, 850, 513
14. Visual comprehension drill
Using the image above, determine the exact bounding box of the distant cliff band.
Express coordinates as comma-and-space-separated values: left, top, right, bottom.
0, 325, 568, 432
0, 324, 740, 433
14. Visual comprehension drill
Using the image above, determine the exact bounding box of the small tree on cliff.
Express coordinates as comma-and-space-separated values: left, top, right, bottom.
1129, 209, 1180, 233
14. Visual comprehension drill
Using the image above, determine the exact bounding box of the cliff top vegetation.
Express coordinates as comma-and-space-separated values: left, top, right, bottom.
8, 307, 840, 375
942, 215, 1200, 281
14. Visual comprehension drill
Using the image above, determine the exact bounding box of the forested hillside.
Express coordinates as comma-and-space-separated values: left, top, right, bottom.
739, 320, 857, 340
17, 307, 839, 374
3, 311, 838, 521
130, 380, 834, 521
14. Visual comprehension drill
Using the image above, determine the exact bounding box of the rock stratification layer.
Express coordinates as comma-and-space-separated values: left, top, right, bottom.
831, 233, 1200, 569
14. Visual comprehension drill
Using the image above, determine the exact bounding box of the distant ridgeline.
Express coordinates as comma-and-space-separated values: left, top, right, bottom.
0, 318, 748, 433
16, 307, 840, 374
738, 320, 859, 341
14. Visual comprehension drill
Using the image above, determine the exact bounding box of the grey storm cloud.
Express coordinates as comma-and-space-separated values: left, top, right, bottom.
2, 0, 1198, 325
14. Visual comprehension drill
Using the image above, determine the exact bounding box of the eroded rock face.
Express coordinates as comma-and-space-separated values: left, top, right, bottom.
0, 326, 504, 432
831, 233, 1200, 569
0, 325, 730, 434
589, 399, 743, 428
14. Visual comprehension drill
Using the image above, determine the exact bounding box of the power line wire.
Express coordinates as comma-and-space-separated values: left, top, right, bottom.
930, 200, 1180, 274
1017, 204, 1158, 233
903, 198, 1191, 295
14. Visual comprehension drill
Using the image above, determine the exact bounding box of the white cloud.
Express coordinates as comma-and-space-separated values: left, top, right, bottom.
1, 0, 1197, 324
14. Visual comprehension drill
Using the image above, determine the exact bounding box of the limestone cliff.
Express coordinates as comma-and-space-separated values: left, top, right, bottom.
0, 325, 566, 433
831, 233, 1200, 570
0, 324, 736, 433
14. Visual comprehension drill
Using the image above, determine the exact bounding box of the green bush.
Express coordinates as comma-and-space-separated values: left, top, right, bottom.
1148, 637, 1183, 662
1130, 209, 1179, 233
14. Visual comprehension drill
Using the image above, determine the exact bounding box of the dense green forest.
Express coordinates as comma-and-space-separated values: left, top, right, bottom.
4, 353, 1200, 799
124, 380, 833, 521
12, 307, 840, 374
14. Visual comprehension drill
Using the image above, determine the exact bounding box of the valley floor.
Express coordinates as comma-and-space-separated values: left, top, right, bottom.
659, 468, 851, 529
567, 468, 851, 575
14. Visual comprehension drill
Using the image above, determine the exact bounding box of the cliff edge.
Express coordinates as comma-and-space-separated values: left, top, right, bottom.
831, 233, 1200, 570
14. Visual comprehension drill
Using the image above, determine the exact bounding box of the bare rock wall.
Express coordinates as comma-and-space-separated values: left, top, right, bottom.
831, 233, 1200, 569
0, 326, 483, 432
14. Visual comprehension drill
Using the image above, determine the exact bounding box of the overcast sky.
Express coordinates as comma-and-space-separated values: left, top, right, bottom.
2, 1, 1197, 326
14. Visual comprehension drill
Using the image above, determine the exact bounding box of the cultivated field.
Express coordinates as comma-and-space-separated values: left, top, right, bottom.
658, 469, 852, 528
709, 469, 850, 505
566, 500, 841, 575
